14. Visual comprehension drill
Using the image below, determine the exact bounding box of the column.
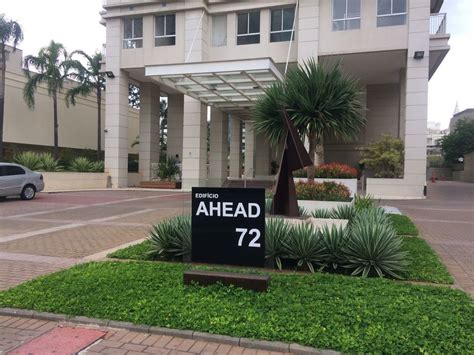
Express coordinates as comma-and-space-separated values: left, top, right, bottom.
297, 0, 319, 64
182, 96, 208, 189
167, 94, 184, 161
138, 82, 161, 181
244, 122, 255, 178
104, 18, 129, 188
403, 0, 430, 198
208, 108, 229, 187
255, 133, 270, 177
229, 116, 242, 178
184, 10, 209, 62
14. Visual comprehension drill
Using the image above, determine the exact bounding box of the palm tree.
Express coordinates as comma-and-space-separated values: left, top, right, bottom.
0, 15, 23, 160
253, 59, 365, 179
66, 51, 106, 160
23, 41, 72, 159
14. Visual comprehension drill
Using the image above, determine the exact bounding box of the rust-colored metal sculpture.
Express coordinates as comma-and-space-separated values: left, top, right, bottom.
272, 110, 313, 217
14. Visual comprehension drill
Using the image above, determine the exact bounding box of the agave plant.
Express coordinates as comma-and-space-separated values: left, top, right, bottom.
311, 208, 333, 219
331, 204, 357, 222
265, 218, 290, 270
148, 215, 191, 260
38, 153, 63, 171
13, 151, 42, 170
69, 157, 94, 172
284, 223, 325, 273
91, 160, 104, 172
319, 224, 349, 270
153, 155, 180, 181
354, 194, 377, 210
298, 206, 310, 217
344, 208, 408, 278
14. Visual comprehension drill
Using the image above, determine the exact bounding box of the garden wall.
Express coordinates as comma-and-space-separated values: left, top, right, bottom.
366, 178, 425, 199
452, 152, 474, 183
128, 173, 142, 187
42, 172, 109, 192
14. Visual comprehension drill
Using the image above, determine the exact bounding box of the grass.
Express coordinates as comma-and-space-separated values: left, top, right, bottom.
0, 261, 472, 354
109, 237, 453, 284
389, 214, 419, 236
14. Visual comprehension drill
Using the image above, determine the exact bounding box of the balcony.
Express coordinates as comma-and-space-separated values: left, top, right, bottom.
429, 13, 450, 78
430, 13, 447, 35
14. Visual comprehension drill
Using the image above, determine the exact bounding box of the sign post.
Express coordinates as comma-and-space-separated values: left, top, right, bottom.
191, 187, 265, 268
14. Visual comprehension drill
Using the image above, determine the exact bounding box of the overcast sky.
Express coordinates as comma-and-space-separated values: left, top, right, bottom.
2, 0, 472, 130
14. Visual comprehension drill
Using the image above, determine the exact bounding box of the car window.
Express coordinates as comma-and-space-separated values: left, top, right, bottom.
4, 166, 26, 176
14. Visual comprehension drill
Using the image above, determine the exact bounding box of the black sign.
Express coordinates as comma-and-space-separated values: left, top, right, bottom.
192, 187, 265, 267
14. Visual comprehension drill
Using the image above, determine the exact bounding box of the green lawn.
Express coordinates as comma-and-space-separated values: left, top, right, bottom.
0, 261, 471, 354
389, 214, 419, 236
109, 237, 453, 284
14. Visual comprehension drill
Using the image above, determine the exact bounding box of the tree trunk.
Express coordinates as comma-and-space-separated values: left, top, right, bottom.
52, 91, 59, 160
0, 48, 6, 161
97, 89, 102, 161
306, 128, 317, 181
315, 136, 325, 166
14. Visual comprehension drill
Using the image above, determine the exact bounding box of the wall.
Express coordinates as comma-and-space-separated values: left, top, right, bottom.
452, 152, 474, 183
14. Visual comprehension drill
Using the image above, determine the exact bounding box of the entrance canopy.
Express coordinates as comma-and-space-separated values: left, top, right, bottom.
145, 58, 283, 118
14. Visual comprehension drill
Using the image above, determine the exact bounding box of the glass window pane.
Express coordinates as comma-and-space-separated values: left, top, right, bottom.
166, 15, 176, 35
237, 34, 260, 45
155, 37, 175, 46
133, 18, 143, 38
346, 18, 360, 29
282, 7, 295, 30
5, 166, 25, 176
347, 0, 361, 18
377, 14, 406, 26
333, 0, 346, 19
271, 9, 282, 32
248, 11, 260, 33
270, 31, 293, 42
212, 14, 227, 47
156, 16, 165, 36
393, 0, 407, 13
377, 0, 391, 15
332, 19, 345, 31
237, 13, 248, 34
124, 18, 133, 39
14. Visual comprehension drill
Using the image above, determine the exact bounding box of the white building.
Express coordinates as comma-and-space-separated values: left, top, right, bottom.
100, 0, 450, 199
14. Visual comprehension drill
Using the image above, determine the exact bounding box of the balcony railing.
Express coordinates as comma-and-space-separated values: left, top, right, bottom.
430, 13, 447, 35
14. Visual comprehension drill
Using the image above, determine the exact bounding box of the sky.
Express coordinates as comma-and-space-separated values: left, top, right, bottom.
2, 0, 473, 130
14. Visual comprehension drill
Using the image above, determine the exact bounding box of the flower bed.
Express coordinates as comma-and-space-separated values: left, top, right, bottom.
295, 181, 352, 212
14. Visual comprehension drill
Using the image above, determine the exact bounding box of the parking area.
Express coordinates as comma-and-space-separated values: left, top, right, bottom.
0, 190, 191, 290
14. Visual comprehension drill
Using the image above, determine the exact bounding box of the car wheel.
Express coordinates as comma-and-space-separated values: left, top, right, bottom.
21, 185, 36, 200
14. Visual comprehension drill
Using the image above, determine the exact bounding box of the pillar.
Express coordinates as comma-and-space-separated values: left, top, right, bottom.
167, 94, 184, 161
138, 82, 161, 180
255, 133, 270, 177
297, 0, 319, 64
244, 122, 255, 178
182, 96, 208, 189
229, 116, 242, 178
104, 18, 129, 188
208, 108, 229, 187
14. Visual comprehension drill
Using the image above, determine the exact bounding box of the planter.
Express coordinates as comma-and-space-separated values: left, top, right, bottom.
140, 180, 182, 189
297, 199, 353, 213
294, 177, 358, 197
41, 172, 109, 192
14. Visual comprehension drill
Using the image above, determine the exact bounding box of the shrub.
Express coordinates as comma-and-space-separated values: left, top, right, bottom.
360, 134, 404, 178
427, 155, 446, 168
91, 160, 104, 173
295, 181, 351, 201
69, 157, 95, 172
284, 223, 325, 273
153, 155, 181, 181
13, 151, 42, 170
38, 153, 63, 172
265, 199, 273, 214
314, 163, 358, 178
331, 204, 357, 222
311, 208, 333, 219
148, 215, 191, 260
354, 194, 377, 210
265, 218, 291, 270
344, 208, 408, 278
319, 225, 349, 270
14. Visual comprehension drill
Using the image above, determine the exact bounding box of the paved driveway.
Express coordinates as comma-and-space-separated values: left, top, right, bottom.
386, 181, 474, 296
0, 190, 190, 290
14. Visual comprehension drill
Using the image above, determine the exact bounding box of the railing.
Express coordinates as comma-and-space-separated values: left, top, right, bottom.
430, 13, 447, 35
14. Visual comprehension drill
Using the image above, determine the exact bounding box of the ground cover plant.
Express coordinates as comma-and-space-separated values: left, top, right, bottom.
0, 261, 472, 354
388, 214, 419, 236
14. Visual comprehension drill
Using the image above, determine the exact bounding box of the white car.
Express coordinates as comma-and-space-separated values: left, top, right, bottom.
0, 163, 45, 200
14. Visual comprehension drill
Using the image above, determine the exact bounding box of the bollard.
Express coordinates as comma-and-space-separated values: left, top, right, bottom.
431, 172, 436, 183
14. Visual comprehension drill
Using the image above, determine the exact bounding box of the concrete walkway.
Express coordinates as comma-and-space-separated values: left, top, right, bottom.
386, 181, 474, 296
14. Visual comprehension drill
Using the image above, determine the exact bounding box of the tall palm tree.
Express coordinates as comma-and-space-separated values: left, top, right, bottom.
23, 41, 72, 159
66, 51, 105, 160
253, 59, 365, 179
0, 14, 23, 160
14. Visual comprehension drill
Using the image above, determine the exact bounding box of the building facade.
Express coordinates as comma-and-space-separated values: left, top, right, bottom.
100, 0, 450, 198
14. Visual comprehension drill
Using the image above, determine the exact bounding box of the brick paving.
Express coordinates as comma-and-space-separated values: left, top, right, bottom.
0, 316, 291, 355
386, 181, 474, 297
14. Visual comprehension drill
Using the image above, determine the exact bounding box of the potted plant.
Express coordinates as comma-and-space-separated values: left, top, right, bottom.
140, 155, 182, 189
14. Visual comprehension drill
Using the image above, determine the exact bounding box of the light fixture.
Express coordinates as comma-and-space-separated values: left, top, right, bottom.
104, 71, 115, 79
414, 51, 424, 60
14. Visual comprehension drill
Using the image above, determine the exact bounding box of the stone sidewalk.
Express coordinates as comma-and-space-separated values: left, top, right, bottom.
386, 181, 474, 297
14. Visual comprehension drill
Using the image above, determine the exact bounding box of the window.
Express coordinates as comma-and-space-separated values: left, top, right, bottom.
4, 166, 25, 176
237, 11, 260, 45
123, 17, 143, 49
212, 14, 227, 47
377, 0, 407, 27
155, 14, 176, 46
270, 7, 295, 42
332, 0, 361, 31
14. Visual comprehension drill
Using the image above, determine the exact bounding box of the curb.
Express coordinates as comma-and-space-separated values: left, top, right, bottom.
0, 308, 339, 354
